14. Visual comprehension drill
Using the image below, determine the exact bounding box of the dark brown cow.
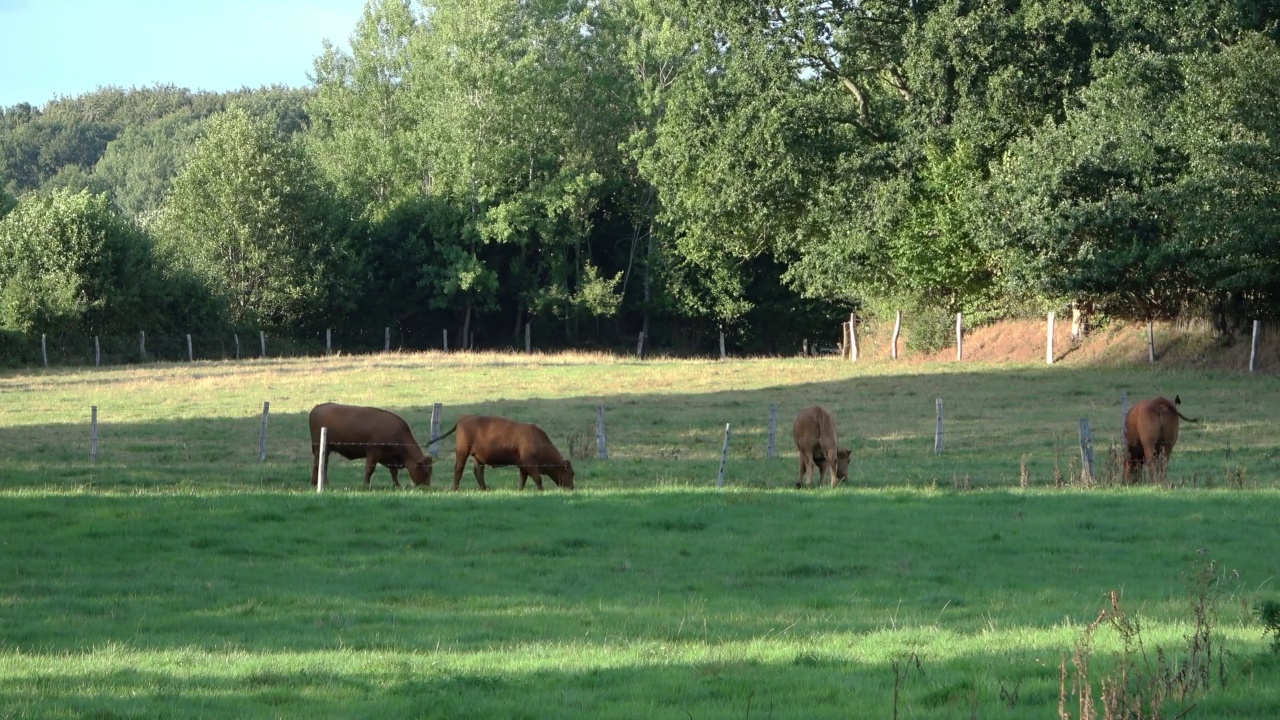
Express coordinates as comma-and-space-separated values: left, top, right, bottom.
308, 403, 433, 488
433, 415, 574, 491
792, 405, 850, 488
1124, 395, 1198, 482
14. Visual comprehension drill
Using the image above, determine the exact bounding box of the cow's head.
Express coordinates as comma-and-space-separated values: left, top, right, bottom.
818, 448, 851, 486
549, 460, 575, 490
833, 448, 851, 484
408, 457, 434, 487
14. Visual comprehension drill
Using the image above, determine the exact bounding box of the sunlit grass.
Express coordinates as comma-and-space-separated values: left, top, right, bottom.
2, 353, 1280, 717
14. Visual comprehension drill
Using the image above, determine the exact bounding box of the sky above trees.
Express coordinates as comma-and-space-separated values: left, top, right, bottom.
0, 0, 360, 107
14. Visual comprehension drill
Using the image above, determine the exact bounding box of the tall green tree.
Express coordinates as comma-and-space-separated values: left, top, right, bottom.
406, 0, 632, 343
308, 0, 422, 213
154, 107, 349, 331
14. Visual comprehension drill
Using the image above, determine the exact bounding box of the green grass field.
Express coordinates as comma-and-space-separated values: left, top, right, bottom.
2, 351, 1278, 718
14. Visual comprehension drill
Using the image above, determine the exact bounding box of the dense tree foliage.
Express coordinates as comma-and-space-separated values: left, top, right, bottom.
1, 1, 1279, 357
0, 189, 207, 337
153, 107, 350, 332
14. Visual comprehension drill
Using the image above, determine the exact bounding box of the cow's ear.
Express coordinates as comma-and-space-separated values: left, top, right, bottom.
1174, 394, 1181, 405
837, 449, 851, 459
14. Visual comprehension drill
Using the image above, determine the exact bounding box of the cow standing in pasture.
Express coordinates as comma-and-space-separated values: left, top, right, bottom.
308, 403, 434, 488
434, 414, 574, 491
792, 405, 850, 488
1123, 395, 1197, 482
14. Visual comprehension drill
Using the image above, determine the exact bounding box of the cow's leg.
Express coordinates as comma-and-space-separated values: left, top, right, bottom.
473, 462, 488, 490
796, 457, 807, 489
311, 446, 321, 486
528, 468, 545, 490
388, 466, 401, 488
452, 453, 468, 491
798, 455, 817, 489
518, 468, 528, 491
363, 457, 378, 487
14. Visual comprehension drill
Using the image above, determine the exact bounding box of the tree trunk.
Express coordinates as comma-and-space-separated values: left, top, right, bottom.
461, 299, 472, 350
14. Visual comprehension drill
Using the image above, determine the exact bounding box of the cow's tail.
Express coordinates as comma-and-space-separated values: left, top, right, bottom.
432, 423, 459, 444
1173, 395, 1199, 423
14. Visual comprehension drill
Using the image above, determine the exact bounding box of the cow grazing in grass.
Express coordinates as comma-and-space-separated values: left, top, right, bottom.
1124, 395, 1197, 482
792, 405, 850, 488
434, 415, 574, 491
308, 403, 433, 488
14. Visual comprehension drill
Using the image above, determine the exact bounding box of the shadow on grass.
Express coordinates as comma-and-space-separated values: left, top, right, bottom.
1, 363, 1277, 492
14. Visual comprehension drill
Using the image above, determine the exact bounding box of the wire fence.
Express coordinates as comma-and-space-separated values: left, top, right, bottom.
5, 393, 1209, 492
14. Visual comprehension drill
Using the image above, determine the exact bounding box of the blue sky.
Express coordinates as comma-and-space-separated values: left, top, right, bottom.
0, 0, 363, 107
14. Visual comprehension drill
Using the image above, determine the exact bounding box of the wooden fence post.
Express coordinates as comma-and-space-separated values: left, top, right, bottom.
848, 313, 859, 362
429, 402, 443, 457
258, 401, 270, 463
934, 398, 944, 454
326, 328, 332, 354
234, 334, 240, 360
1046, 312, 1055, 365
955, 312, 964, 362
317, 426, 328, 493
1078, 418, 1096, 484
89, 406, 99, 463
767, 402, 778, 459
636, 331, 645, 359
139, 331, 146, 362
94, 336, 101, 367
259, 331, 266, 359
1146, 320, 1155, 363
525, 322, 531, 354
891, 310, 902, 360
717, 423, 732, 487
596, 404, 608, 460
186, 333, 193, 362
1250, 320, 1261, 374
41, 333, 47, 368
719, 331, 726, 360
442, 329, 448, 352
384, 327, 391, 352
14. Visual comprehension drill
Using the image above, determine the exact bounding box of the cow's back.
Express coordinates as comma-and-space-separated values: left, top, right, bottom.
457, 415, 563, 466
311, 403, 413, 451
793, 406, 837, 448
1125, 397, 1181, 452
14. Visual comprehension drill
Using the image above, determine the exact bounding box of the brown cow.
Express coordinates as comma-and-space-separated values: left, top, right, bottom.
434, 415, 574, 491
792, 405, 850, 488
1123, 395, 1198, 482
308, 403, 433, 488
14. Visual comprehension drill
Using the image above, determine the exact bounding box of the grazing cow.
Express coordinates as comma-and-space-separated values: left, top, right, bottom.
792, 405, 850, 488
1124, 395, 1198, 482
434, 415, 574, 491
308, 403, 433, 488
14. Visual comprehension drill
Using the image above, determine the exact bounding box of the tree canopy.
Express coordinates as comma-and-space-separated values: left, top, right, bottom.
1, 1, 1279, 356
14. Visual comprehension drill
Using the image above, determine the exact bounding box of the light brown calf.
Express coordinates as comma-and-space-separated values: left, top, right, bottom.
792, 405, 850, 488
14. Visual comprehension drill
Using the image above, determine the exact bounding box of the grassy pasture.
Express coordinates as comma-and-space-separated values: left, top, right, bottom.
1, 351, 1279, 718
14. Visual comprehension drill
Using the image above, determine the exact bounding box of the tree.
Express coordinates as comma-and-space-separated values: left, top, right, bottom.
990, 49, 1191, 321
308, 0, 422, 213
154, 107, 349, 331
1171, 33, 1280, 327
93, 113, 208, 219
406, 0, 634, 343
0, 189, 158, 335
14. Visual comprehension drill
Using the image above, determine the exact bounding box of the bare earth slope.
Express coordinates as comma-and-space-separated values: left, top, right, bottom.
853, 317, 1280, 373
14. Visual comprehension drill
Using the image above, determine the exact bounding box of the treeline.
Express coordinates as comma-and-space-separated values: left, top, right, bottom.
3, 0, 1280, 362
